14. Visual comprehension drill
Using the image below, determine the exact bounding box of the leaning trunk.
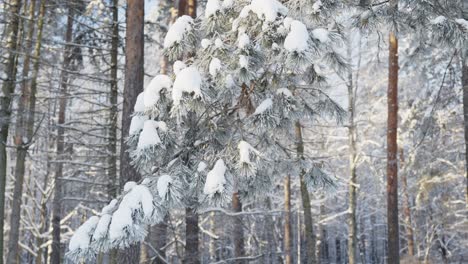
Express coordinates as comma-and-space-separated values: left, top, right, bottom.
386, 1, 400, 262
0, 1, 22, 261
51, 4, 75, 263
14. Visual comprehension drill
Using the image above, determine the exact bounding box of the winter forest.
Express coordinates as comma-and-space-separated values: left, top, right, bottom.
0, 0, 467, 263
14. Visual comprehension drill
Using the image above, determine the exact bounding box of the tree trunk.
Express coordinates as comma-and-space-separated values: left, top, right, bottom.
284, 174, 293, 264
387, 1, 400, 261
117, 0, 145, 262
184, 207, 200, 264
232, 192, 245, 263
7, 0, 45, 262
296, 122, 316, 264
463, 57, 468, 206
347, 41, 358, 264
399, 149, 415, 256
51, 3, 75, 263
0, 1, 22, 261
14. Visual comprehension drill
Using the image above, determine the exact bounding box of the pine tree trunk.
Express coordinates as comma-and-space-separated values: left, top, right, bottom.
399, 149, 415, 256
295, 122, 316, 264
232, 192, 245, 263
184, 207, 200, 264
51, 3, 75, 263
284, 174, 293, 264
0, 1, 22, 261
387, 1, 400, 261
117, 0, 145, 262
7, 0, 45, 262
463, 58, 468, 206
347, 45, 358, 264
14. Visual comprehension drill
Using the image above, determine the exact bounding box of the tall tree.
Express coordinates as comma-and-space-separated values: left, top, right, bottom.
7, 0, 46, 262
0, 0, 22, 261
117, 0, 145, 262
387, 0, 400, 263
284, 173, 292, 264
51, 2, 75, 263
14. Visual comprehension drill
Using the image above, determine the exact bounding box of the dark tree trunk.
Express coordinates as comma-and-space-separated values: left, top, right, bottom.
387, 1, 400, 261
184, 207, 200, 264
232, 192, 245, 263
463, 58, 468, 206
0, 1, 22, 261
51, 3, 75, 263
117, 0, 145, 262
7, 0, 46, 262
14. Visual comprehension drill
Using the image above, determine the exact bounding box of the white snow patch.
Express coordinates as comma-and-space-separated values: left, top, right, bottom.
225, 74, 235, 88
134, 92, 145, 112
69, 216, 99, 251
144, 75, 173, 109
238, 33, 250, 49
312, 28, 329, 43
285, 20, 309, 52
101, 199, 118, 214
253, 98, 273, 115
124, 181, 137, 192
204, 159, 227, 195
164, 15, 193, 48
92, 214, 111, 241
239, 55, 249, 68
129, 115, 148, 135
249, 0, 288, 22
205, 0, 221, 18
201, 39, 212, 49
137, 120, 162, 149
197, 161, 207, 172
157, 175, 172, 198
222, 0, 234, 8
312, 0, 322, 14
276, 88, 293, 98
172, 66, 203, 106
431, 16, 446, 25
215, 38, 223, 48
455, 18, 468, 31
173, 60, 187, 74
209, 58, 222, 77
238, 141, 259, 164
283, 17, 293, 29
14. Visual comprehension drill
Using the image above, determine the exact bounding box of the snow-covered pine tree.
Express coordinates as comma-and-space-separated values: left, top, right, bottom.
66, 0, 346, 262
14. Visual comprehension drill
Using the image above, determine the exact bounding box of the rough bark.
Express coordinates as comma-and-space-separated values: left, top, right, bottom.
117, 0, 145, 262
296, 122, 316, 264
232, 192, 245, 263
347, 43, 358, 264
387, 1, 400, 261
7, 0, 45, 262
184, 207, 200, 264
51, 3, 75, 263
0, 1, 22, 261
463, 58, 468, 206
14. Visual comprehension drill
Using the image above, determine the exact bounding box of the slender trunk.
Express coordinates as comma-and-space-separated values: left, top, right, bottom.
151, 215, 168, 264
387, 1, 400, 261
51, 4, 75, 263
284, 174, 292, 264
335, 237, 341, 264
118, 1, 144, 263
7, 0, 45, 262
232, 192, 245, 263
399, 149, 415, 256
347, 42, 358, 264
0, 1, 22, 261
463, 58, 468, 206
296, 122, 316, 264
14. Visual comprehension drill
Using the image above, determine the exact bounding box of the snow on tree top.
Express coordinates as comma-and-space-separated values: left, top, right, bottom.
157, 175, 172, 199
137, 120, 162, 149
123, 181, 137, 192
203, 159, 227, 195
239, 55, 249, 69
201, 39, 212, 49
101, 199, 118, 214
172, 66, 203, 106
455, 18, 468, 32
238, 33, 251, 49
134, 92, 145, 112
249, 0, 288, 22
276, 88, 293, 98
284, 20, 309, 52
173, 60, 187, 74
312, 28, 329, 43
312, 0, 322, 14
163, 15, 193, 48
144, 74, 172, 110
253, 98, 273, 115
238, 141, 258, 164
197, 161, 207, 172
431, 16, 446, 25
129, 115, 147, 135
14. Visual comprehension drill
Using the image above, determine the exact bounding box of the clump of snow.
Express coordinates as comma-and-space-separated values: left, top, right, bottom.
173, 60, 187, 74
205, 0, 221, 18
157, 175, 172, 199
92, 214, 112, 242
172, 66, 203, 106
203, 159, 227, 195
238, 33, 250, 49
124, 181, 137, 192
312, 0, 322, 14
238, 141, 259, 164
215, 38, 223, 48
164, 15, 193, 48
431, 16, 446, 25
239, 55, 249, 68
209, 58, 222, 77
284, 20, 309, 52
283, 17, 293, 29
201, 39, 212, 49
276, 88, 293, 98
312, 28, 330, 43
253, 98, 273, 115
129, 115, 148, 135
239, 6, 251, 18
68, 216, 100, 251
222, 0, 233, 8
225, 74, 236, 88
144, 75, 173, 110
101, 199, 118, 214
455, 18, 468, 31
134, 92, 145, 112
155, 121, 168, 132
197, 161, 207, 172
249, 0, 288, 22
137, 120, 162, 149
